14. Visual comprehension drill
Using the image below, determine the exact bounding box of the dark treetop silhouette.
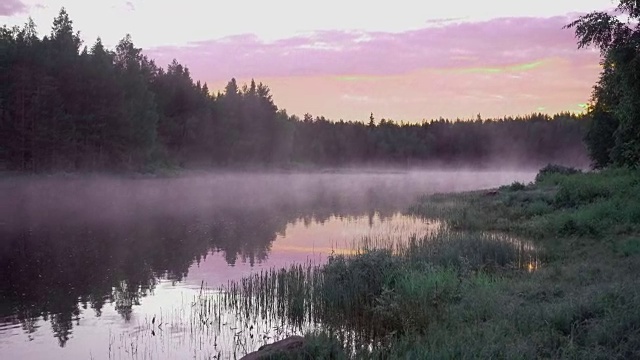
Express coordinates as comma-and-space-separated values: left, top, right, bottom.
0, 9, 589, 173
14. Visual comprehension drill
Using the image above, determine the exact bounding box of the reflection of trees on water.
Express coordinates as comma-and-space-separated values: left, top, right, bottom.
0, 189, 402, 347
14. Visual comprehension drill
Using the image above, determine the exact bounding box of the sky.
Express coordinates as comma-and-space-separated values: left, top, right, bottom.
1, 0, 617, 122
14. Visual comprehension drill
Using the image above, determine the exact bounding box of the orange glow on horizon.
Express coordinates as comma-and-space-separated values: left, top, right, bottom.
209, 57, 600, 122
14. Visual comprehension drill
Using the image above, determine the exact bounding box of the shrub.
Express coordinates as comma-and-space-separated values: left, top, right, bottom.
508, 181, 527, 191
554, 180, 612, 208
536, 164, 582, 183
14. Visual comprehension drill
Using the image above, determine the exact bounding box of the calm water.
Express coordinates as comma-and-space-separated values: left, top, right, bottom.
0, 170, 535, 359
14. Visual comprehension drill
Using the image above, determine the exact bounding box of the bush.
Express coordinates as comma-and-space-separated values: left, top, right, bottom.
536, 164, 582, 183
507, 181, 527, 191
554, 179, 612, 208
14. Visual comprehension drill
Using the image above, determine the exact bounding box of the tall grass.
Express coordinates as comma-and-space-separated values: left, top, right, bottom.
215, 228, 540, 354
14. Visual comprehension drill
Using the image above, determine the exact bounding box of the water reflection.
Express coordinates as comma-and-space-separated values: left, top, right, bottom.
0, 212, 435, 342
0, 213, 439, 358
271, 213, 442, 256
0, 170, 536, 358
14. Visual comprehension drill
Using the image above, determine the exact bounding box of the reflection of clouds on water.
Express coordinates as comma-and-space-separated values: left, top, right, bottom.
270, 213, 440, 256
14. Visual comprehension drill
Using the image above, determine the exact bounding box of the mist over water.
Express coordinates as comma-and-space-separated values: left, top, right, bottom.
0, 169, 535, 359
2, 169, 535, 228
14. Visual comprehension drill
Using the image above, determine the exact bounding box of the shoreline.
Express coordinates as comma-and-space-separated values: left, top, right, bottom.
232, 166, 640, 359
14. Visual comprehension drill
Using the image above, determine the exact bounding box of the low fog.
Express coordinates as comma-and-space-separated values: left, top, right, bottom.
0, 168, 537, 351
1, 168, 536, 230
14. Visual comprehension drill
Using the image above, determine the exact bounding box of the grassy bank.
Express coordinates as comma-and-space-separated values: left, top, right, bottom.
225, 166, 640, 359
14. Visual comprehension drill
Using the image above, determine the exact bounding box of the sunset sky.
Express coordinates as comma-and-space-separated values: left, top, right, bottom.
1, 0, 615, 122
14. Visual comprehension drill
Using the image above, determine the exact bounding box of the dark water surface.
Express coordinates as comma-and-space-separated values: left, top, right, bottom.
0, 170, 535, 359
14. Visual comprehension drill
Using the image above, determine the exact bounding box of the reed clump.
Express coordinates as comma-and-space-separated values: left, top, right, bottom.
219, 228, 539, 354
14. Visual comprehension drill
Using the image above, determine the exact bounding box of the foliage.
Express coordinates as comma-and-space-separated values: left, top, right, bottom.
585, 108, 619, 168
535, 164, 582, 183
502, 181, 527, 191
567, 1, 640, 168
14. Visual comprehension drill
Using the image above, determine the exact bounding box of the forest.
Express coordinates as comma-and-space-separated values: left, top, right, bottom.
0, 9, 590, 173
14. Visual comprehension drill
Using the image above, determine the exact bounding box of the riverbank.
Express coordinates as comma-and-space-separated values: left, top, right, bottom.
0, 163, 549, 181
236, 166, 640, 359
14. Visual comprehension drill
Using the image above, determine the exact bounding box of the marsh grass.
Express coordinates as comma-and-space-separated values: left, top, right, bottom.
215, 228, 540, 356
110, 283, 315, 360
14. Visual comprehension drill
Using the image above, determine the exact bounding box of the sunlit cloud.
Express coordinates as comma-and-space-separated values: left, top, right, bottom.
146, 14, 601, 121
147, 16, 598, 82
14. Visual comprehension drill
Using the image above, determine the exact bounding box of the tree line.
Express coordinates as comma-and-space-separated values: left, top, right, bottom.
0, 9, 590, 172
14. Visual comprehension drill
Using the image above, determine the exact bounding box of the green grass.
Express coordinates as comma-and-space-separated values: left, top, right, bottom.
217, 166, 640, 359
399, 166, 640, 359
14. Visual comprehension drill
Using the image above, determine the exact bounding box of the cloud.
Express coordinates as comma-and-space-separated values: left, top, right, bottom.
143, 14, 602, 121
0, 0, 27, 16
146, 15, 599, 83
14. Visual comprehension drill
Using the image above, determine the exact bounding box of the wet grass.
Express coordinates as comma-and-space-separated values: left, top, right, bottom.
217, 229, 539, 357
395, 166, 640, 359
216, 166, 640, 359
410, 167, 640, 244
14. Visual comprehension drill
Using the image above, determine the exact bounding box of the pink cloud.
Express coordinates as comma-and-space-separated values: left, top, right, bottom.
146, 15, 598, 82
0, 0, 26, 16
144, 14, 602, 121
